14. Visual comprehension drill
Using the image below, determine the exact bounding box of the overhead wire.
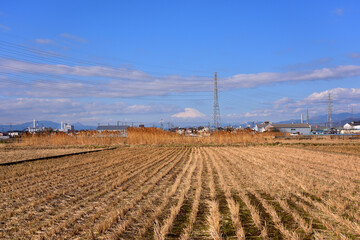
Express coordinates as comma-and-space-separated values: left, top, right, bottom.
1, 69, 213, 101
0, 32, 217, 74
0, 41, 213, 100
0, 39, 214, 77
0, 36, 310, 106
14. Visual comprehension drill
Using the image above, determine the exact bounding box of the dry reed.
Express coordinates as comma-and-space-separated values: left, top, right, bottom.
16, 127, 274, 146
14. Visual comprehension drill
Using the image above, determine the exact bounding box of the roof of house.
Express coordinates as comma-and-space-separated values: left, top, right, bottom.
268, 123, 311, 128
350, 121, 360, 126
96, 125, 129, 131
256, 123, 271, 128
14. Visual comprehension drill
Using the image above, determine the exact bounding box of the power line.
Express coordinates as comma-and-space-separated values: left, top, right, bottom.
0, 39, 213, 77
1, 71, 213, 101
0, 38, 338, 111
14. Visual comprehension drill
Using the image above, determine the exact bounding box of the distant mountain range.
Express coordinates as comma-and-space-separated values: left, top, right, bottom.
0, 121, 96, 132
276, 113, 360, 126
1, 113, 359, 132
237, 113, 360, 128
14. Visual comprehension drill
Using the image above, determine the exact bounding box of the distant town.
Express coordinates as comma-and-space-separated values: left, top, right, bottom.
1, 116, 360, 141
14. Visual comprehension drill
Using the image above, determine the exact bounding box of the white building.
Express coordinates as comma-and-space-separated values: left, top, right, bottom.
176, 129, 185, 135
63, 123, 74, 132
59, 122, 74, 132
8, 132, 20, 137
343, 121, 360, 130
26, 127, 40, 133
253, 121, 271, 132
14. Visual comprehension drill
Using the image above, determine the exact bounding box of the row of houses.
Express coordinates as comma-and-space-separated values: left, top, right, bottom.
95, 122, 314, 136
253, 120, 360, 135
253, 121, 312, 135
173, 127, 210, 136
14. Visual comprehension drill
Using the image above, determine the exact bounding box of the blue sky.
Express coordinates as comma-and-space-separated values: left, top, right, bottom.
1, 1, 360, 126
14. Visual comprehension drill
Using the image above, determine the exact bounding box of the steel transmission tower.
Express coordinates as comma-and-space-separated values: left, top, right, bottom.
327, 93, 333, 128
213, 72, 221, 129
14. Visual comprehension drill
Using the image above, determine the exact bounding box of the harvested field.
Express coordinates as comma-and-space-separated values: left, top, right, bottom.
287, 143, 360, 156
0, 146, 100, 163
1, 146, 360, 239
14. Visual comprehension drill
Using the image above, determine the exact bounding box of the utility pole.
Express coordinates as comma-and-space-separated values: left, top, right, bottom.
160, 119, 164, 129
213, 72, 221, 129
351, 106, 354, 122
327, 93, 333, 128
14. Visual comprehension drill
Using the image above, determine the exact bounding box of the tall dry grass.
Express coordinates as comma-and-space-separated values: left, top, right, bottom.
18, 131, 124, 146
17, 128, 274, 146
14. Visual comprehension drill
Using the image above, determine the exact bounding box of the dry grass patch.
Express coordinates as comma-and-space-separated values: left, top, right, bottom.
15, 128, 275, 147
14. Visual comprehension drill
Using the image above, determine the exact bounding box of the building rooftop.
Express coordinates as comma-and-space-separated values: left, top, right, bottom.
256, 122, 272, 128
269, 123, 311, 128
350, 121, 360, 126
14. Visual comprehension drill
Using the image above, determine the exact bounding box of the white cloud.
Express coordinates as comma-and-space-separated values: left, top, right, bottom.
0, 58, 211, 98
227, 109, 273, 119
2, 57, 360, 98
0, 98, 179, 124
0, 58, 155, 80
223, 65, 360, 89
35, 39, 55, 45
305, 88, 360, 103
61, 33, 87, 44
0, 23, 10, 31
274, 97, 293, 104
334, 8, 344, 16
171, 108, 206, 119
244, 110, 272, 117
232, 88, 360, 121
272, 97, 295, 110
349, 52, 360, 60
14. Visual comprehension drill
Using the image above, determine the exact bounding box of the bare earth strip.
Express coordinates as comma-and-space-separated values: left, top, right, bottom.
1, 145, 360, 239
